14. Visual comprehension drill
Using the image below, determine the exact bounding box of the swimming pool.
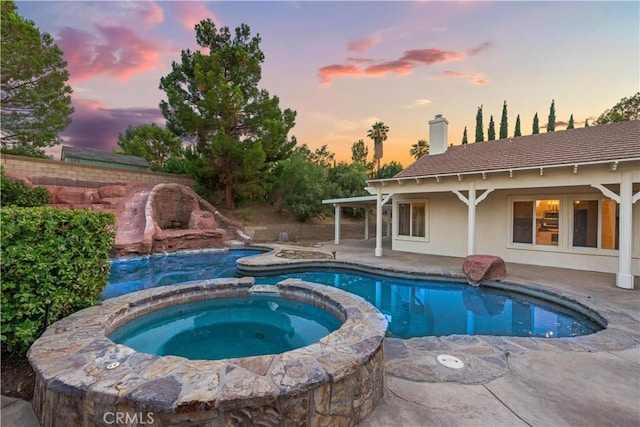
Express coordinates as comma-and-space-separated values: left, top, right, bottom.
105, 248, 602, 339
251, 270, 601, 338
104, 248, 267, 299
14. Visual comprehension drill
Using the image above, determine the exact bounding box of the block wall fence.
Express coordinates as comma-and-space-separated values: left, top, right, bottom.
1, 154, 195, 187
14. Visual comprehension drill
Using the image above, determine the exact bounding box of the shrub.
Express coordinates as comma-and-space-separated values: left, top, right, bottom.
0, 147, 50, 159
0, 169, 50, 207
269, 154, 332, 221
1, 207, 116, 354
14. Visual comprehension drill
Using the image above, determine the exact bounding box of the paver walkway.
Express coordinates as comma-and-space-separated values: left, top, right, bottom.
3, 239, 639, 426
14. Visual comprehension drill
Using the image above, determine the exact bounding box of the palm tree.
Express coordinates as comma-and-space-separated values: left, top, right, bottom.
409, 139, 429, 160
367, 121, 389, 174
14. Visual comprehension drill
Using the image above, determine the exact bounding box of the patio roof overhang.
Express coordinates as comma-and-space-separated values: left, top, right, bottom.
321, 194, 392, 208
366, 158, 640, 189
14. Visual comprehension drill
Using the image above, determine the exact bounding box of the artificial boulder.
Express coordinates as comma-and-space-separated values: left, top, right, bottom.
188, 211, 216, 230
463, 255, 507, 286
111, 183, 252, 256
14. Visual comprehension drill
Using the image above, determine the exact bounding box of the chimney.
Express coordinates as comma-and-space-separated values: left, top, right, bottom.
428, 114, 448, 155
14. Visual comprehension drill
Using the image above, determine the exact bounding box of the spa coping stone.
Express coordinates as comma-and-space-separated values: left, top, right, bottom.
28, 277, 388, 427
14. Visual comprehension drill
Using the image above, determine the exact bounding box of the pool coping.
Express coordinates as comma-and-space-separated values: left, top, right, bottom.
236, 245, 640, 384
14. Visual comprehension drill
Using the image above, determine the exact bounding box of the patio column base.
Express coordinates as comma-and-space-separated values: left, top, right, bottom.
375, 247, 383, 257
616, 273, 635, 290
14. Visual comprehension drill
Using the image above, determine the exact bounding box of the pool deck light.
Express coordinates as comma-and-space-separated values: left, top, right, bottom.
437, 354, 465, 369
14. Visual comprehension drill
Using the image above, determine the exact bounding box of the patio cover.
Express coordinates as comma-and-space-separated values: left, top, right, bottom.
322, 194, 392, 244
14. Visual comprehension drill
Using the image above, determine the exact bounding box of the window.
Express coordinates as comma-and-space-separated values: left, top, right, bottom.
573, 199, 618, 249
398, 203, 410, 236
513, 201, 533, 244
412, 203, 426, 237
398, 201, 427, 238
535, 200, 559, 246
511, 199, 559, 246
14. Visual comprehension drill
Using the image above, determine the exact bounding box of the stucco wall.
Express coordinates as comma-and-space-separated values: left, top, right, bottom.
392, 192, 467, 257
391, 173, 640, 276
1, 154, 195, 187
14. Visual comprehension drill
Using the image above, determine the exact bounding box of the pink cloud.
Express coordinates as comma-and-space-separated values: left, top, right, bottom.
364, 60, 414, 76
433, 70, 489, 85
319, 40, 492, 84
318, 59, 415, 84
318, 64, 362, 85
137, 1, 164, 26
466, 41, 493, 56
57, 26, 163, 83
171, 2, 218, 31
347, 35, 380, 52
401, 48, 465, 65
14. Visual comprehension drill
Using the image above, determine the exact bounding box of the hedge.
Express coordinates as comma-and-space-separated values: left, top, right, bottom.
0, 169, 50, 207
1, 207, 116, 354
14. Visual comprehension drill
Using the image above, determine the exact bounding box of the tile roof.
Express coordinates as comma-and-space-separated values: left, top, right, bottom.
61, 146, 149, 168
395, 120, 640, 179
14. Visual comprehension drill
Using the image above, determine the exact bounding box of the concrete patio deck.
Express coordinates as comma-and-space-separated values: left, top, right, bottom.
321, 239, 640, 426
3, 239, 639, 426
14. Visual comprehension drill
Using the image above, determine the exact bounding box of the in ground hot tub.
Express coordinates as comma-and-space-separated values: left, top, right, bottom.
108, 291, 342, 361
28, 277, 388, 426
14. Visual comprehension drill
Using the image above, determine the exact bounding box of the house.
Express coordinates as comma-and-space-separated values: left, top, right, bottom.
328, 117, 640, 289
61, 146, 149, 171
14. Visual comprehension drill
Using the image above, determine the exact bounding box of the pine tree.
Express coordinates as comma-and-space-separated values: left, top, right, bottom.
475, 105, 484, 142
461, 126, 468, 145
1, 0, 74, 154
499, 101, 508, 139
159, 21, 297, 209
117, 124, 182, 170
547, 99, 556, 132
532, 113, 540, 134
514, 114, 522, 137
487, 115, 496, 140
567, 114, 575, 129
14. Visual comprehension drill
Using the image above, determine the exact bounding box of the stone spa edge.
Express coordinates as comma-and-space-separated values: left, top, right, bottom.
27, 278, 388, 427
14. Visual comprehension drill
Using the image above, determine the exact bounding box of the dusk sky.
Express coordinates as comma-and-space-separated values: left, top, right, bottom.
15, 1, 639, 167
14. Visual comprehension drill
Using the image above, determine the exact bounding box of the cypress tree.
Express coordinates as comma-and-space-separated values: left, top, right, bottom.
487, 115, 496, 140
532, 113, 540, 134
514, 114, 522, 137
567, 114, 575, 129
499, 101, 508, 139
585, 118, 590, 127
547, 99, 556, 132
475, 105, 484, 142
462, 126, 468, 144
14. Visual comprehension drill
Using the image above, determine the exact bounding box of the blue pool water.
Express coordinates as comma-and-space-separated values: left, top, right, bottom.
108, 296, 341, 360
105, 249, 602, 339
104, 248, 266, 299
252, 271, 601, 338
